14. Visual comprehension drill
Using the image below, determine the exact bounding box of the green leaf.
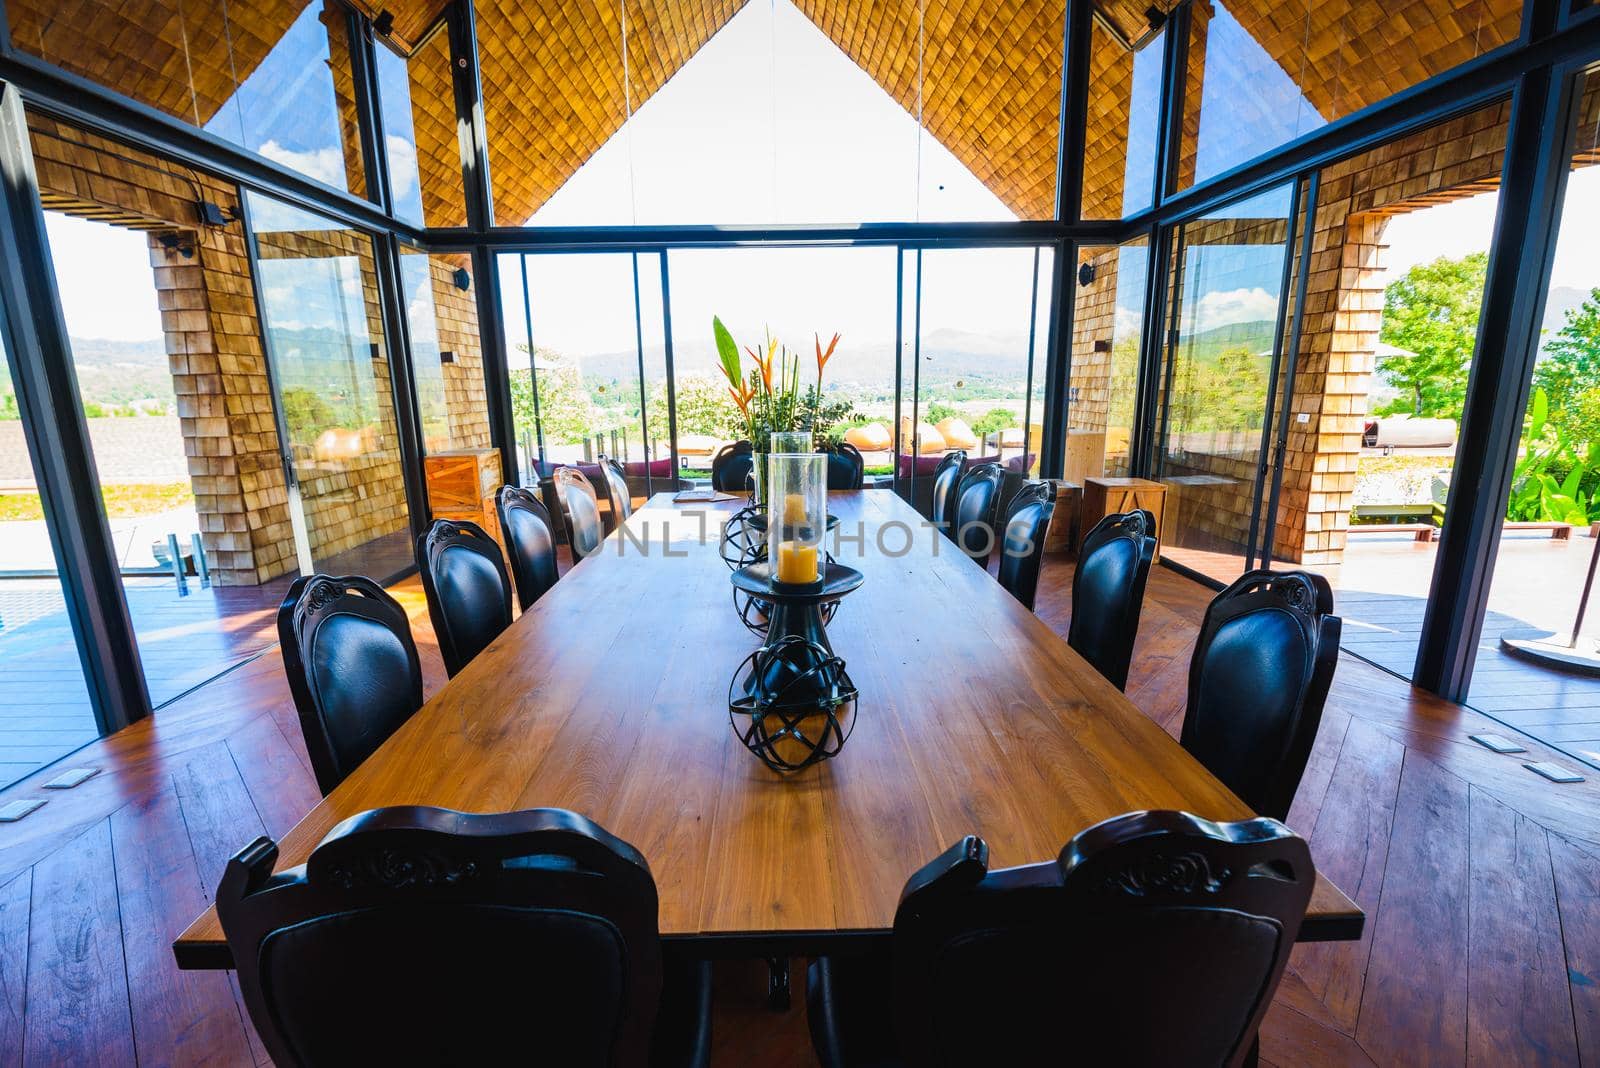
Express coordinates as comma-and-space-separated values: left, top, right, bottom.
1527, 387, 1548, 441
713, 316, 742, 387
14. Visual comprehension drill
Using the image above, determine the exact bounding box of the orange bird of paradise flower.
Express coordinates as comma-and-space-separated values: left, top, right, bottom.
815, 332, 841, 381
746, 336, 778, 392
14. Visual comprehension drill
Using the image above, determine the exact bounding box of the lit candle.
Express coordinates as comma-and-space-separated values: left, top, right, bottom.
783, 492, 807, 526
776, 539, 819, 584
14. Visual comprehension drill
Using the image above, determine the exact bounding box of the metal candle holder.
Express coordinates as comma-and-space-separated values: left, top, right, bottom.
728, 560, 863, 773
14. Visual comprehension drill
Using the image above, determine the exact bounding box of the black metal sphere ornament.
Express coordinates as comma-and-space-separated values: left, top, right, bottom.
728, 561, 863, 773
720, 503, 766, 571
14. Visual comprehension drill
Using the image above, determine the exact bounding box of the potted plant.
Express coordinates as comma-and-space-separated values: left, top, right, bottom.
714, 316, 847, 507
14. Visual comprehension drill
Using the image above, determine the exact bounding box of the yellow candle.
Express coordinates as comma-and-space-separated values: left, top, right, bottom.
776, 539, 819, 584
783, 492, 807, 526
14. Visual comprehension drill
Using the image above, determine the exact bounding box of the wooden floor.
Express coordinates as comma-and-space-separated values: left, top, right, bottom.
0, 548, 1597, 1065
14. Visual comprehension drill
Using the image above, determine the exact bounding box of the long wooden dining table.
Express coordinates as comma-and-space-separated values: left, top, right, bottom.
175, 489, 1361, 968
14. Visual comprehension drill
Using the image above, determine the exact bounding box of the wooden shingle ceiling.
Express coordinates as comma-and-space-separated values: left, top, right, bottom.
7, 0, 1530, 225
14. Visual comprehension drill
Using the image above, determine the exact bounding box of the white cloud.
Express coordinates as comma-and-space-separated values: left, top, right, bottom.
1195, 286, 1280, 328
257, 141, 347, 190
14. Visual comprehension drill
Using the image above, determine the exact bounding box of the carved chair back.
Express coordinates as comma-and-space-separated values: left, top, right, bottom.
711, 440, 755, 493
278, 574, 424, 796
890, 810, 1314, 1067
219, 806, 665, 1066
996, 481, 1056, 611
415, 519, 513, 678
495, 485, 560, 613
553, 466, 605, 563
1068, 509, 1158, 690
951, 462, 1004, 568
1183, 569, 1341, 821
928, 450, 966, 536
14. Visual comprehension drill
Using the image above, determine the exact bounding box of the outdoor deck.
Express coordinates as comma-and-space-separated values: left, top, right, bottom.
0, 530, 413, 789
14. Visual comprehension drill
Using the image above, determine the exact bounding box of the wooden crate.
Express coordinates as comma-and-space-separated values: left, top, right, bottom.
1043, 480, 1081, 554
1063, 429, 1107, 486
425, 448, 505, 555
1078, 477, 1166, 561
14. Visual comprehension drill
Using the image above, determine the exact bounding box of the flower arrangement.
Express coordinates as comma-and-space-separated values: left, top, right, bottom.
713, 316, 850, 447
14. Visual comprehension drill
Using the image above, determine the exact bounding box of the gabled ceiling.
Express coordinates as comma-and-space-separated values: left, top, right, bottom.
4, 0, 1534, 227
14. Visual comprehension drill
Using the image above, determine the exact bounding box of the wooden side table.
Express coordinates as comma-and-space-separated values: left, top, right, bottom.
424, 448, 505, 556
1079, 477, 1166, 560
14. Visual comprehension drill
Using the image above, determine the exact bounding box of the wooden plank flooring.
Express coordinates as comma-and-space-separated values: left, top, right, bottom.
0, 547, 1596, 1065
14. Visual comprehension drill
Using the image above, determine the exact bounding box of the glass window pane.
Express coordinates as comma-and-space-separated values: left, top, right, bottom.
1083, 21, 1165, 219
1178, 0, 1521, 192
516, 252, 649, 484
1068, 237, 1149, 480
1156, 183, 1295, 583
31, 115, 307, 710
375, 31, 468, 228
8, 0, 369, 195
1467, 66, 1600, 769
400, 245, 492, 455
1268, 100, 1509, 686
248, 191, 414, 578
0, 302, 102, 789
914, 248, 1053, 478
665, 246, 899, 482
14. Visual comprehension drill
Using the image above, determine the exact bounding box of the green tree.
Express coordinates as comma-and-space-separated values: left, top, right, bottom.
278, 387, 337, 441
1532, 287, 1600, 438
509, 347, 595, 446
1376, 252, 1486, 418
971, 407, 1019, 436
646, 374, 738, 444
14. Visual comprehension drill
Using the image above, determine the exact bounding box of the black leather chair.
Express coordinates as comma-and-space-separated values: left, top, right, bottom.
825, 443, 865, 490
495, 485, 560, 614
600, 455, 635, 528
416, 519, 513, 679
806, 810, 1314, 1068
1068, 509, 1158, 691
711, 440, 755, 493
996, 481, 1056, 611
218, 806, 713, 1067
277, 574, 424, 796
1183, 569, 1341, 822
927, 450, 965, 536
553, 465, 606, 563
950, 462, 1004, 568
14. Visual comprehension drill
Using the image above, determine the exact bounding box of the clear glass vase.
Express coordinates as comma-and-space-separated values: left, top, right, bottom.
767, 451, 827, 586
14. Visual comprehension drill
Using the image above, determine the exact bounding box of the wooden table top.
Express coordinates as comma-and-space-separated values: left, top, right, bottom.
175, 490, 1361, 967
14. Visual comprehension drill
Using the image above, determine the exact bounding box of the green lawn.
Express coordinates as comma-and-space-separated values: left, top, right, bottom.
0, 482, 194, 522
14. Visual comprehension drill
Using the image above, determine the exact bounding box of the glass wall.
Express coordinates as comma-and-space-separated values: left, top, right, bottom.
1154, 184, 1295, 583
26, 114, 304, 709
247, 191, 414, 579
508, 253, 660, 500
0, 305, 102, 788
1467, 65, 1600, 768
398, 243, 492, 456
1084, 19, 1166, 219
1177, 0, 1522, 192
374, 30, 468, 228
1265, 101, 1508, 683
478, 0, 1062, 226
1067, 237, 1150, 481
665, 246, 900, 480
912, 247, 1055, 477
8, 0, 369, 195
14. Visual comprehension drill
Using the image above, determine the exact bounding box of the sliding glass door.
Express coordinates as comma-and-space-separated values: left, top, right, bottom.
246, 192, 415, 579
1154, 184, 1298, 583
